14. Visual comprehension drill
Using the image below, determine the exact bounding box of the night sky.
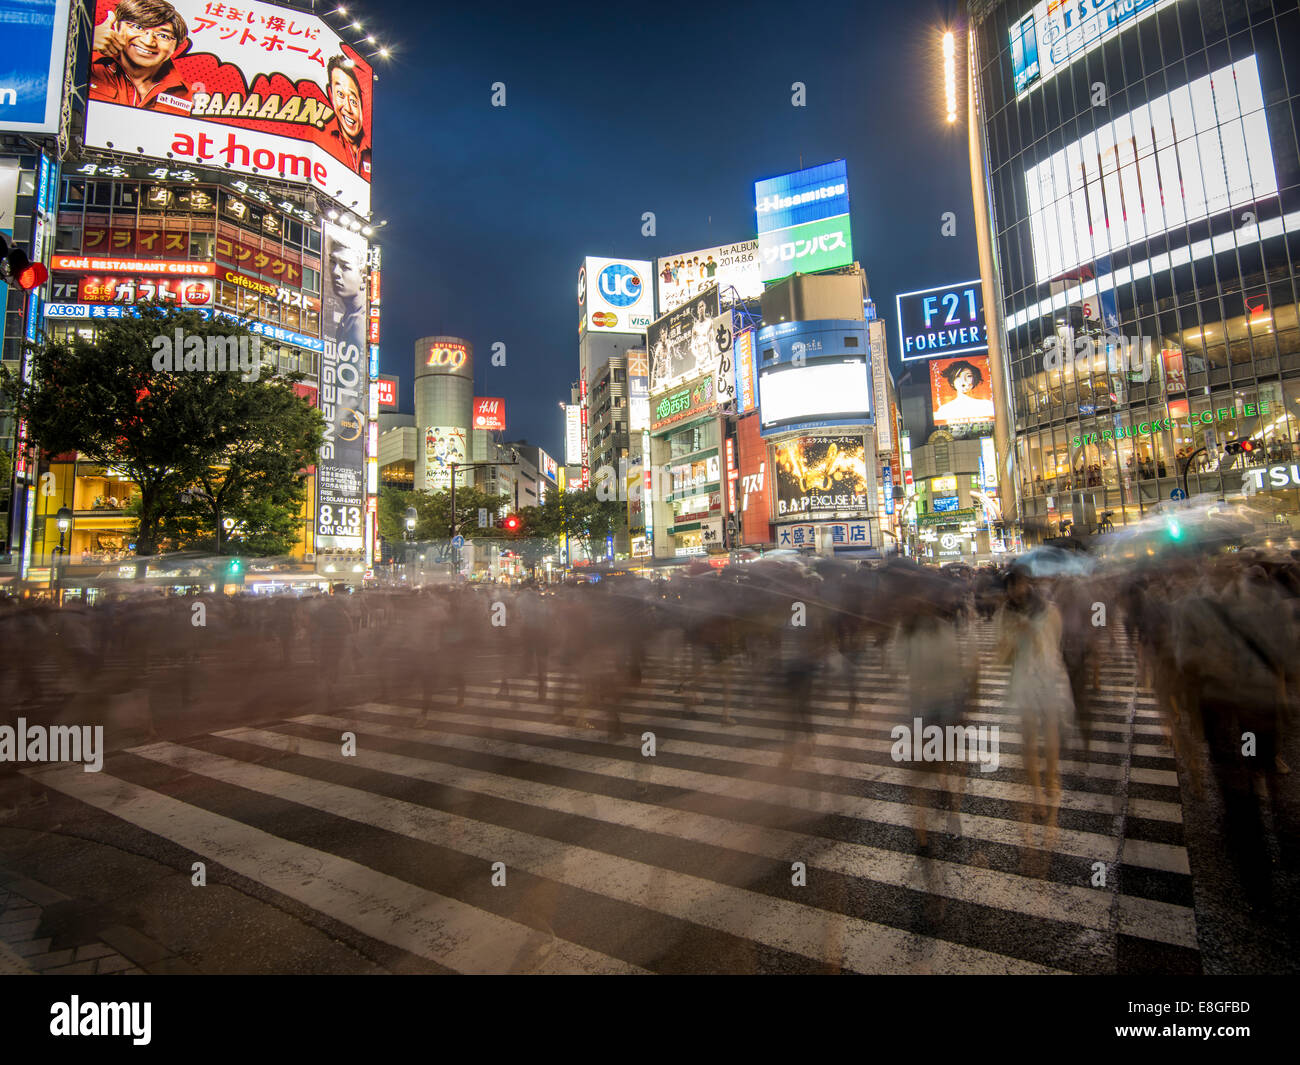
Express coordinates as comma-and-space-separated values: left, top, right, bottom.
365, 0, 978, 458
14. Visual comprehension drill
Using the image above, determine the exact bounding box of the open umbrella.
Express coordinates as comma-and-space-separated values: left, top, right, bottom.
1012, 544, 1097, 577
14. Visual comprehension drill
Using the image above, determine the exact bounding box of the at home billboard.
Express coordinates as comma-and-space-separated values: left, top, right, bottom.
85, 0, 374, 212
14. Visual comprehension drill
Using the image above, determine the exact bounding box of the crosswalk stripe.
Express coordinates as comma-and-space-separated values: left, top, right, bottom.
310, 703, 1191, 877
121, 739, 1066, 974
393, 696, 1187, 866
21, 761, 648, 975
480, 678, 1179, 778
213, 723, 1197, 951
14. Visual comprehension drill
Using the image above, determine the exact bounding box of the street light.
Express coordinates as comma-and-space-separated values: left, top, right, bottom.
54, 506, 73, 601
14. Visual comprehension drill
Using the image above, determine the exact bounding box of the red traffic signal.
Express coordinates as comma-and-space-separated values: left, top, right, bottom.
503, 514, 521, 532
1, 235, 48, 291
16, 261, 48, 290
1225, 439, 1257, 455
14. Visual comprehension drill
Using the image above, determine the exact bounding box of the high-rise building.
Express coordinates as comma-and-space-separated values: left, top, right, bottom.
3, 1, 382, 590
968, 0, 1300, 539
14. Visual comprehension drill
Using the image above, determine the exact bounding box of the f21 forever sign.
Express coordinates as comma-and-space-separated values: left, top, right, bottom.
895, 280, 987, 362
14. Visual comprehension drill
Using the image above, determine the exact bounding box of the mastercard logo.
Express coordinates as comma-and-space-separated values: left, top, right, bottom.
592, 311, 618, 328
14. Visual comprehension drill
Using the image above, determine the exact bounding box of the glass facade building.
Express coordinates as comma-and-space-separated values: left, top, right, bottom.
970, 0, 1300, 536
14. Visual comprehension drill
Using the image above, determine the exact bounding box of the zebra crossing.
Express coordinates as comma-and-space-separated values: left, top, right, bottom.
21, 631, 1202, 973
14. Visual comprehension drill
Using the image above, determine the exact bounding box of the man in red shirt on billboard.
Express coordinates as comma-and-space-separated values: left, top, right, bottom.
89, 0, 194, 115
325, 56, 372, 178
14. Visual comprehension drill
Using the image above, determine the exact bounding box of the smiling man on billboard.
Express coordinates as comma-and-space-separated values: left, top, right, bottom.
326, 55, 371, 177
89, 0, 194, 115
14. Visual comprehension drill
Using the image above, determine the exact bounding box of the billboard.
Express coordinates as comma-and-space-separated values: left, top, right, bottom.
651, 373, 715, 433
564, 404, 582, 465
734, 327, 757, 415
472, 397, 505, 431
756, 319, 871, 435
773, 435, 869, 517
1010, 0, 1177, 98
376, 374, 397, 408
737, 413, 770, 544
1024, 55, 1276, 284
647, 284, 721, 394
51, 254, 214, 275
656, 240, 763, 313
316, 220, 368, 547
896, 280, 987, 362
539, 450, 558, 483
77, 274, 214, 306
424, 426, 467, 492
929, 354, 995, 426
754, 160, 853, 283
0, 0, 71, 134
628, 350, 650, 432
85, 0, 373, 213
578, 256, 653, 335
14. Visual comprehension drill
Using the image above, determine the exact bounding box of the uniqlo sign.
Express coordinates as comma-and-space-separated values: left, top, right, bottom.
376, 377, 397, 408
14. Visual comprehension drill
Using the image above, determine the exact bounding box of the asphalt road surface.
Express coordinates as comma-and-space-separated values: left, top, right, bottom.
1, 627, 1296, 974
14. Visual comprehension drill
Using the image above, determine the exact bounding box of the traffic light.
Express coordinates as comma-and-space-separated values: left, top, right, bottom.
0, 235, 48, 292
503, 514, 521, 533
1224, 439, 1257, 456
227, 558, 242, 575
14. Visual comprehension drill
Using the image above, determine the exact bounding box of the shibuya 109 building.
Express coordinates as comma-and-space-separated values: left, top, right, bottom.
966, 0, 1300, 538
0, 0, 383, 592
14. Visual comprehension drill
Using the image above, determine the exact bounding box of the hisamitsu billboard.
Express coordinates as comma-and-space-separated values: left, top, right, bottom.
896, 280, 987, 362
754, 160, 853, 283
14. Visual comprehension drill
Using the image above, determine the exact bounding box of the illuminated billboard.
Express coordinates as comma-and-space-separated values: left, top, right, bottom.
929, 355, 995, 427
564, 404, 582, 465
316, 220, 368, 547
376, 375, 397, 408
0, 0, 72, 134
756, 319, 871, 435
1024, 55, 1277, 284
647, 284, 721, 394
424, 340, 470, 375
424, 426, 467, 492
578, 256, 654, 335
656, 240, 763, 314
472, 397, 505, 431
734, 328, 757, 415
1010, 0, 1179, 98
773, 435, 868, 517
651, 373, 715, 433
628, 350, 650, 432
754, 160, 853, 283
85, 0, 373, 213
896, 280, 986, 362
77, 275, 214, 306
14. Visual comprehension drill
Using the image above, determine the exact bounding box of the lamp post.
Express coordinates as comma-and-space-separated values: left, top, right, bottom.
404, 506, 417, 581
54, 506, 72, 602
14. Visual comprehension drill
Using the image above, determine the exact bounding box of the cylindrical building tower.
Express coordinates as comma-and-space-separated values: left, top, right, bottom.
414, 336, 474, 492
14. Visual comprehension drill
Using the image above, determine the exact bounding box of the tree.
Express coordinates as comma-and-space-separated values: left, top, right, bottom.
377, 483, 510, 548
521, 487, 624, 564
2, 304, 322, 557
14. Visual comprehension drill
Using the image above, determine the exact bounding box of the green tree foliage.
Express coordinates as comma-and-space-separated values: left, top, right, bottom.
2, 305, 322, 556
518, 487, 625, 563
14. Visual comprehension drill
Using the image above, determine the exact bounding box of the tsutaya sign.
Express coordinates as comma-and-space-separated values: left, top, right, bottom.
1244, 465, 1300, 492
1071, 401, 1270, 448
